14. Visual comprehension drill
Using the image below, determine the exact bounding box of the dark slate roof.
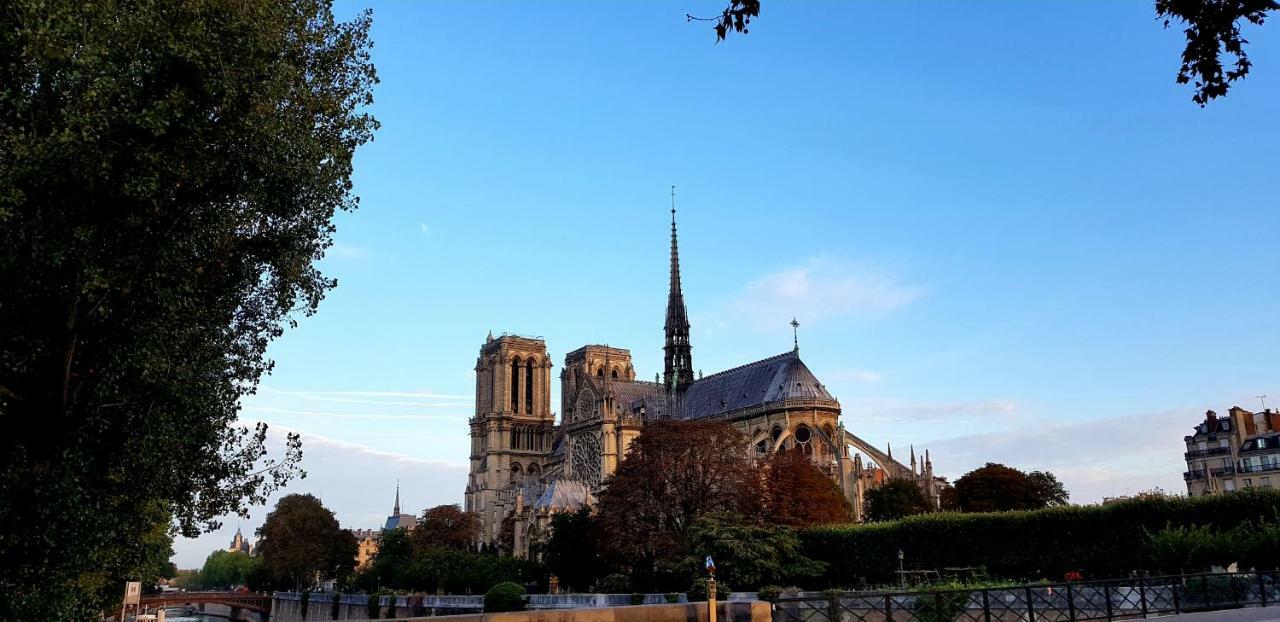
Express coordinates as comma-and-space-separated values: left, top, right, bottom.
679, 350, 837, 420
609, 380, 666, 414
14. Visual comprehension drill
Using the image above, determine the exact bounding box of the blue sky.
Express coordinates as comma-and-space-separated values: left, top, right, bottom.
173, 2, 1279, 566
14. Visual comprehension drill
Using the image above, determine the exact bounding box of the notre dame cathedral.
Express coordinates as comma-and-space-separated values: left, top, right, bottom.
463, 199, 943, 557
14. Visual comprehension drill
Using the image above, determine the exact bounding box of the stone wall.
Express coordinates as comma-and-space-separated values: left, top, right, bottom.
269, 600, 768, 622
270, 593, 710, 622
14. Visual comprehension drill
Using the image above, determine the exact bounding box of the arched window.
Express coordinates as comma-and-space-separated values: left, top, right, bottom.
596, 367, 604, 378
525, 359, 534, 415
510, 462, 523, 484
611, 368, 619, 379
510, 357, 521, 413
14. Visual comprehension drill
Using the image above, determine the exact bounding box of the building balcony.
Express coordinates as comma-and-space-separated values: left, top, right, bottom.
1184, 466, 1238, 480
1238, 462, 1280, 474
1185, 447, 1232, 459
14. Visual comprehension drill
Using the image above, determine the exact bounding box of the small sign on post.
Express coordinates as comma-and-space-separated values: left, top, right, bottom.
124, 582, 142, 605
121, 581, 142, 621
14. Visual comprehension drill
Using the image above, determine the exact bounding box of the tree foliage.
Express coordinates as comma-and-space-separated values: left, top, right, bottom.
763, 448, 852, 527
412, 504, 481, 553
863, 478, 931, 522
683, 512, 825, 589
949, 463, 1067, 513
1156, 0, 1277, 105
197, 550, 265, 590
0, 0, 376, 617
595, 420, 760, 589
256, 494, 358, 590
540, 508, 605, 593
699, 1, 1276, 106
801, 488, 1280, 586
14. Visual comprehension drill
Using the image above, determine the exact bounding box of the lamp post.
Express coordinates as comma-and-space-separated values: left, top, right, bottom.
897, 550, 905, 589
706, 556, 717, 622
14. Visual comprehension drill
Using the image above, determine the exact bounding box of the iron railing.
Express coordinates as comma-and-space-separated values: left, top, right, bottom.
771, 571, 1278, 622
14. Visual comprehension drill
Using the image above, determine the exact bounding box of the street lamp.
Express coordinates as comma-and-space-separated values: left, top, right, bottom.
897, 550, 905, 588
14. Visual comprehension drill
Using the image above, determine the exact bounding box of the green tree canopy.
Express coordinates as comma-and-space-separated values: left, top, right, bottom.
256, 494, 358, 590
683, 512, 825, 590
0, 0, 375, 617
863, 478, 931, 522
948, 463, 1068, 512
539, 508, 605, 593
197, 550, 263, 590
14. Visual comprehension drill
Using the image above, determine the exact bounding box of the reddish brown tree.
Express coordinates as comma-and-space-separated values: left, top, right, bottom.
596, 420, 761, 586
762, 448, 851, 527
411, 504, 480, 552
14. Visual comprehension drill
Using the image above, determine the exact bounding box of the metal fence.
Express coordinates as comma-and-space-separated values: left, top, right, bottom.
772, 571, 1279, 622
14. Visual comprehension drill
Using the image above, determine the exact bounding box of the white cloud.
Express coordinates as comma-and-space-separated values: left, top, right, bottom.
828, 368, 884, 383
171, 424, 468, 569
843, 397, 1020, 424
918, 407, 1196, 504
418, 222, 430, 235
722, 257, 923, 330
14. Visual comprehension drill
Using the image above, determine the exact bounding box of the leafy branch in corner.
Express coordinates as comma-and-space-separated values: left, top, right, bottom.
1157, 0, 1278, 105
688, 0, 760, 42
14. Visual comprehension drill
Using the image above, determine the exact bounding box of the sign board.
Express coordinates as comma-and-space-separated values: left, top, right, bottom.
124, 581, 142, 606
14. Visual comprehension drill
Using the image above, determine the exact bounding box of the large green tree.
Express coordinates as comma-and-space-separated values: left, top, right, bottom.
256, 494, 358, 590
539, 508, 605, 593
947, 463, 1068, 513
197, 550, 263, 590
862, 478, 931, 522
0, 0, 376, 618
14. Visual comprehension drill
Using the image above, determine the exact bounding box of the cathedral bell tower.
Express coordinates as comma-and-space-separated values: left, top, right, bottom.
663, 187, 694, 394
465, 333, 554, 546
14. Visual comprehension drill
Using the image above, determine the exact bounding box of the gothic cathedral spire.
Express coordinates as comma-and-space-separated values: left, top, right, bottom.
664, 186, 694, 394
393, 480, 401, 516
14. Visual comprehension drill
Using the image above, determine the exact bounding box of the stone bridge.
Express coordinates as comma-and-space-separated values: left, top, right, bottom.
140, 591, 271, 621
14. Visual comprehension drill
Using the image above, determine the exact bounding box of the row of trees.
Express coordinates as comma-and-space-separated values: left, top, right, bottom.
863, 462, 1069, 522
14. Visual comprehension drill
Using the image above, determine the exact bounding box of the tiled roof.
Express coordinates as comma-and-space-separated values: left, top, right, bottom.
679, 350, 836, 420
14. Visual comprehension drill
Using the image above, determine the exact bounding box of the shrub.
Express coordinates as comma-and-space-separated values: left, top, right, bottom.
1176, 574, 1254, 607
912, 592, 969, 622
366, 590, 391, 619
597, 573, 631, 594
757, 585, 782, 602
664, 593, 680, 603
1237, 520, 1280, 571
484, 582, 526, 613
629, 593, 646, 605
801, 489, 1280, 585
1145, 523, 1235, 573
687, 578, 730, 602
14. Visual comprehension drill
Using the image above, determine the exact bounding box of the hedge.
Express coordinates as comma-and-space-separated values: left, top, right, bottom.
800, 489, 1280, 586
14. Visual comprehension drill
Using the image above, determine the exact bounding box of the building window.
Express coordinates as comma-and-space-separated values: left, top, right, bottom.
1225, 480, 1236, 491
525, 359, 534, 415
511, 358, 520, 413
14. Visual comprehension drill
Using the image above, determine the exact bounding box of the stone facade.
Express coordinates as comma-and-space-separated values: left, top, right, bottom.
464, 202, 945, 556
1185, 406, 1280, 495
